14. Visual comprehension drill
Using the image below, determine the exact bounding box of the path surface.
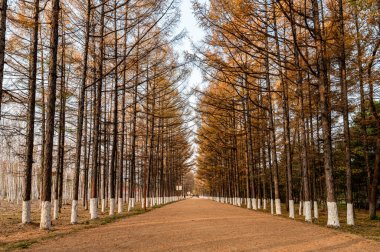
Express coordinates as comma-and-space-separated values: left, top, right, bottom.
28, 199, 379, 251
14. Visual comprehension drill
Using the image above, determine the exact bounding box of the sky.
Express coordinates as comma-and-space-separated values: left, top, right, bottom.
176, 0, 207, 96
175, 0, 208, 169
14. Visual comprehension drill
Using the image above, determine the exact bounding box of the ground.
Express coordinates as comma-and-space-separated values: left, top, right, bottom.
0, 199, 147, 250
6, 199, 378, 251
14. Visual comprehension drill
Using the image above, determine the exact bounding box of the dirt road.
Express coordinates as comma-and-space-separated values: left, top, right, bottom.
28, 199, 379, 251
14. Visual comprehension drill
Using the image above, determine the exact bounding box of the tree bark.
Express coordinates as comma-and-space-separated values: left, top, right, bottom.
40, 0, 60, 230
0, 0, 7, 118
22, 0, 40, 224
72, 0, 91, 224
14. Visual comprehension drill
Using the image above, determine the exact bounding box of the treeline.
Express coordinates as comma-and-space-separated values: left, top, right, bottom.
194, 0, 380, 227
0, 0, 192, 229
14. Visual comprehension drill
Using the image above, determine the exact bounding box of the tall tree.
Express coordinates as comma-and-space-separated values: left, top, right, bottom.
40, 0, 60, 230
0, 0, 7, 118
22, 0, 40, 224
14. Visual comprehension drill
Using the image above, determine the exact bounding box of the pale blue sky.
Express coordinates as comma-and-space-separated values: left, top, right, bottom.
176, 0, 208, 166
176, 0, 207, 94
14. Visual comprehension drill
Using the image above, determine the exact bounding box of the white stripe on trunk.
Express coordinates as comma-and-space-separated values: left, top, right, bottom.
22, 200, 31, 224
40, 201, 51, 230
313, 201, 319, 219
53, 199, 59, 219
347, 203, 354, 225
247, 198, 252, 209
252, 198, 257, 210
263, 199, 267, 210
327, 201, 340, 227
304, 201, 312, 222
109, 198, 115, 216
118, 198, 123, 213
289, 199, 295, 219
270, 199, 274, 215
101, 198, 106, 213
71, 200, 78, 224
275, 199, 282, 215
90, 198, 98, 219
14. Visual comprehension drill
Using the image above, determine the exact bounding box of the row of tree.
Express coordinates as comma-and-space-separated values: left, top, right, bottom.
194, 0, 380, 227
0, 0, 192, 229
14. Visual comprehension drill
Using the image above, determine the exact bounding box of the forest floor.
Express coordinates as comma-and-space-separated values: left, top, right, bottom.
4, 198, 378, 251
0, 199, 154, 251
281, 202, 380, 242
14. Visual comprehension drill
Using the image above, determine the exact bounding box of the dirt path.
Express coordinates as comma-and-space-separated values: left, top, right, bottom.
27, 199, 379, 251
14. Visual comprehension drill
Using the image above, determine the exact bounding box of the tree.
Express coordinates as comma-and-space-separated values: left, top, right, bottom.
40, 0, 60, 230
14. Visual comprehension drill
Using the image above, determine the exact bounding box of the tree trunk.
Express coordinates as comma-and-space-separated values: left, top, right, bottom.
72, 0, 91, 224
22, 0, 40, 224
0, 0, 7, 118
312, 0, 339, 227
109, 3, 118, 215
90, 0, 105, 219
40, 0, 60, 230
338, 0, 354, 225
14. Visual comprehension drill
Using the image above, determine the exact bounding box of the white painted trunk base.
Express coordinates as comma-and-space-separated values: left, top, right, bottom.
71, 200, 78, 224
303, 200, 306, 216
258, 199, 261, 209
40, 201, 51, 230
270, 199, 274, 215
128, 199, 132, 212
275, 199, 282, 215
147, 197, 151, 208
252, 198, 257, 210
90, 198, 98, 219
22, 200, 31, 224
101, 199, 106, 213
131, 198, 135, 208
263, 199, 267, 210
289, 200, 295, 219
53, 199, 59, 220
299, 201, 303, 216
347, 203, 354, 226
118, 198, 123, 213
327, 201, 340, 227
304, 201, 312, 222
313, 201, 319, 219
109, 198, 115, 216
128, 198, 135, 212
247, 198, 252, 209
